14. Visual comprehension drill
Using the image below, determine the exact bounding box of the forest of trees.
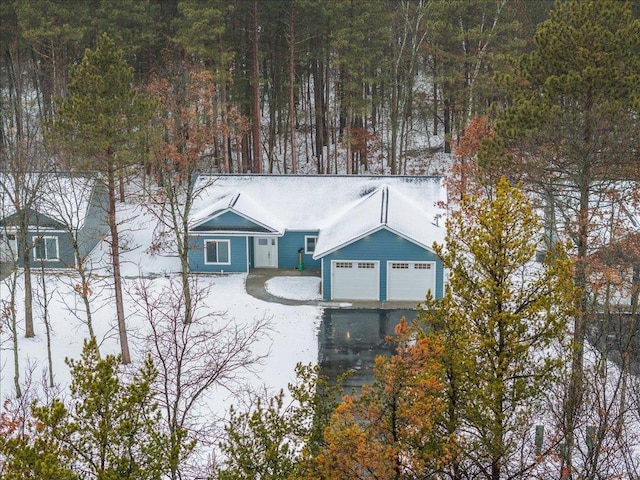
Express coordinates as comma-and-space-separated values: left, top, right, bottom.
1, 0, 556, 176
1, 0, 640, 479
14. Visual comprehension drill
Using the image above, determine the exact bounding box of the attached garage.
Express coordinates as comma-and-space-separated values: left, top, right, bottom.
331, 260, 380, 300
387, 261, 436, 301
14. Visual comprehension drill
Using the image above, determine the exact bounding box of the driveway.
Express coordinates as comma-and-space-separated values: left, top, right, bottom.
246, 268, 419, 310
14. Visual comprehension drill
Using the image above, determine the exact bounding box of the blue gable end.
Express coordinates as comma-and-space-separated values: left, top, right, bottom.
194, 211, 271, 233
277, 231, 321, 270
188, 234, 248, 273
320, 228, 443, 301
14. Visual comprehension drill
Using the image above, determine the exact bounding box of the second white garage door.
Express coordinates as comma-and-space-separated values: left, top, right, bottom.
331, 260, 380, 300
387, 261, 436, 301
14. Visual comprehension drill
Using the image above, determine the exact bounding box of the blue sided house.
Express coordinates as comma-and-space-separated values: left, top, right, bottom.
188, 175, 447, 302
0, 175, 108, 269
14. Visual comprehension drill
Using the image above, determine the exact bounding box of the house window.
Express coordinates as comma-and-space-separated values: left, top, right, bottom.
204, 239, 230, 264
305, 235, 318, 254
33, 236, 59, 261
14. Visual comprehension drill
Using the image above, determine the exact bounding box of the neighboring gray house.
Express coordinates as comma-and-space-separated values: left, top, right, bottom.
0, 175, 108, 269
188, 175, 447, 302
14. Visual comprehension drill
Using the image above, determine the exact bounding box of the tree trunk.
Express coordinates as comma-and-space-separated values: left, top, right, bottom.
108, 160, 131, 364
40, 263, 55, 387
444, 95, 451, 154
23, 244, 35, 338
313, 59, 326, 173
251, 0, 261, 173
288, 2, 297, 174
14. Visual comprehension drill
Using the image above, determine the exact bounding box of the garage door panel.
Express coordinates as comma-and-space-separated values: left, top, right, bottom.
332, 261, 380, 300
387, 261, 435, 301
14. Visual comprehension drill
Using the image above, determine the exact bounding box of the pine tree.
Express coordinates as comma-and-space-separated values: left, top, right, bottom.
481, 1, 640, 473
418, 178, 576, 480
215, 363, 343, 480
0, 339, 169, 479
50, 340, 167, 479
51, 33, 154, 364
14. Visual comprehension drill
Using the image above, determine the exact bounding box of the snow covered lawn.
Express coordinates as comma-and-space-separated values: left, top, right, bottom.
0, 204, 323, 417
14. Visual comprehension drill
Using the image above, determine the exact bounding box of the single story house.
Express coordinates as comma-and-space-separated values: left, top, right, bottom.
188, 175, 447, 302
0, 174, 108, 269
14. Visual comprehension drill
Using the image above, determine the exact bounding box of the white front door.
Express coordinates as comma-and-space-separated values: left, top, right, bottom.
254, 237, 278, 268
331, 260, 380, 300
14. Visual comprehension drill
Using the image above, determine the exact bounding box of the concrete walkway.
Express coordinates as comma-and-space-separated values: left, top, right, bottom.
246, 268, 419, 310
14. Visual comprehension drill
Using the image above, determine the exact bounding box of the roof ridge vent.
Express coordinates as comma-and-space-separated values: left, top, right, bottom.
381, 185, 389, 225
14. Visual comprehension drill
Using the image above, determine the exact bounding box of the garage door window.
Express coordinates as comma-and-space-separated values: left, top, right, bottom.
205, 240, 230, 264
358, 262, 376, 268
335, 262, 352, 268
415, 263, 431, 269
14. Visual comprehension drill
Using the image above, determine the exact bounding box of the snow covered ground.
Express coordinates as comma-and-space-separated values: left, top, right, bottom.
265, 276, 322, 300
0, 203, 324, 418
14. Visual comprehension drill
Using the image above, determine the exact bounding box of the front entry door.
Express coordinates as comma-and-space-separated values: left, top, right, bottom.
254, 237, 278, 268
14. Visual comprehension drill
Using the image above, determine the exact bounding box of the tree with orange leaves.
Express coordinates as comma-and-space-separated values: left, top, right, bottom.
311, 318, 447, 480
449, 115, 495, 200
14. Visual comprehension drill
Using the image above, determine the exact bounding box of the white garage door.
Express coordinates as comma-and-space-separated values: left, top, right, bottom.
331, 261, 380, 300
387, 261, 436, 301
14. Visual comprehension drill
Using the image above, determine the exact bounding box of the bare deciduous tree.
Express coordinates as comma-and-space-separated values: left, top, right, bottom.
130, 276, 271, 479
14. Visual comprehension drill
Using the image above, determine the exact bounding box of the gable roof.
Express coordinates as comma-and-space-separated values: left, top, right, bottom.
313, 184, 445, 258
190, 175, 447, 252
190, 192, 285, 233
0, 174, 96, 230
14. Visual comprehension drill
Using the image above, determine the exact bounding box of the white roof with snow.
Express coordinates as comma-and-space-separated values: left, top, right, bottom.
190, 175, 446, 255
313, 184, 445, 257
0, 174, 96, 230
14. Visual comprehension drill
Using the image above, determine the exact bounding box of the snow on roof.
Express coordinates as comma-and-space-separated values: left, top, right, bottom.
0, 174, 95, 230
190, 175, 447, 252
190, 190, 286, 233
313, 184, 445, 258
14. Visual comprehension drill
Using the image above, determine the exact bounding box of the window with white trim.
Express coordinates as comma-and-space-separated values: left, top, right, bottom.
204, 239, 230, 264
33, 236, 59, 261
304, 235, 318, 254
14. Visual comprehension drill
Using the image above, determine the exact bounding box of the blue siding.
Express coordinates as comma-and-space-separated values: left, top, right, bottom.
277, 231, 321, 270
16, 231, 75, 269
195, 211, 268, 231
320, 228, 443, 301
77, 186, 109, 258
188, 234, 248, 273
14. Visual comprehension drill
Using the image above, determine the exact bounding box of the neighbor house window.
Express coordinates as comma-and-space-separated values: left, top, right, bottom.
305, 235, 318, 254
204, 239, 230, 264
33, 236, 59, 261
